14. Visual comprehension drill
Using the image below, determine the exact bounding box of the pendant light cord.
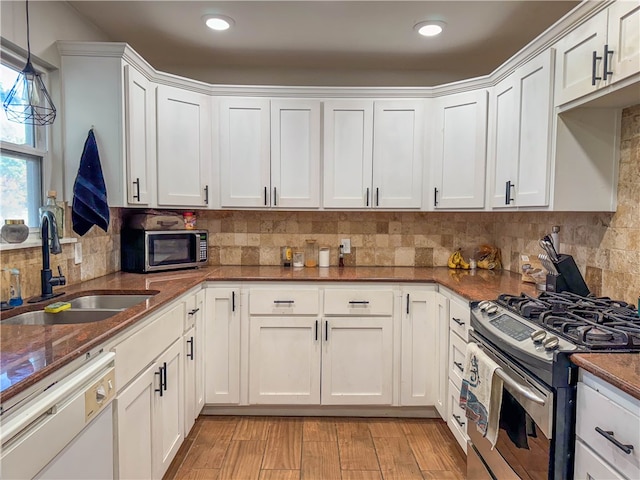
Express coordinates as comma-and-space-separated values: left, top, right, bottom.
25, 0, 31, 63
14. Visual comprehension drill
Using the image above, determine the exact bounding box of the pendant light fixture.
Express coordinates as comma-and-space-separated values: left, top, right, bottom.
2, 0, 57, 126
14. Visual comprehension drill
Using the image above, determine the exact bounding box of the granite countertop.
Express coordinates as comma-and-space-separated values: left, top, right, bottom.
0, 265, 563, 404
571, 353, 640, 401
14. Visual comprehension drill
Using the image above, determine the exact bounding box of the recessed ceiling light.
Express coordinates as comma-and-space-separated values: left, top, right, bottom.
414, 21, 446, 37
203, 15, 234, 31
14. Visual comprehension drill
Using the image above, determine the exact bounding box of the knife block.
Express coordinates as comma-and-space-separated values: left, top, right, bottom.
551, 254, 590, 296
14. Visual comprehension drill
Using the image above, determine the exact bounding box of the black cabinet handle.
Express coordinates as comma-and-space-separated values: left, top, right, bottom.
273, 187, 277, 206
187, 337, 194, 360
325, 320, 328, 341
264, 186, 268, 206
274, 300, 295, 304
375, 187, 379, 207
188, 308, 200, 316
603, 44, 614, 81
595, 427, 634, 454
155, 366, 164, 396
452, 317, 465, 326
406, 294, 410, 315
348, 300, 370, 305
453, 414, 466, 427
505, 181, 515, 205
232, 291, 236, 312
204, 185, 209, 205
592, 50, 603, 85
162, 361, 168, 391
366, 187, 370, 207
434, 187, 439, 207
315, 320, 318, 341
454, 361, 464, 372
133, 178, 140, 201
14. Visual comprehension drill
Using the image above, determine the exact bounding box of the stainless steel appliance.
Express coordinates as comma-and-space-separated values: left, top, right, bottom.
121, 229, 208, 273
468, 291, 640, 479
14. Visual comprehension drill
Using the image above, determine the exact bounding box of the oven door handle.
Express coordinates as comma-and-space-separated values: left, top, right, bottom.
495, 368, 546, 406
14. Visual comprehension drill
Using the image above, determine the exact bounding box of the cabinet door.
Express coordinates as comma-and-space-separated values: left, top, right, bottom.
434, 293, 449, 418
183, 326, 196, 437
219, 98, 271, 207
116, 363, 156, 480
554, 9, 608, 106
154, 339, 184, 480
372, 100, 424, 209
607, 1, 640, 84
271, 99, 321, 208
157, 85, 211, 206
432, 91, 487, 209
488, 75, 519, 208
574, 440, 626, 480
515, 49, 554, 207
400, 290, 437, 406
321, 317, 393, 405
205, 288, 240, 404
248, 316, 321, 404
323, 100, 374, 208
124, 65, 155, 206
193, 290, 206, 415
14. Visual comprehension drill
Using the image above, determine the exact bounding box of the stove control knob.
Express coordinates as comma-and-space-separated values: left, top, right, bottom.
485, 305, 498, 315
96, 385, 107, 403
543, 336, 560, 351
478, 301, 490, 310
531, 330, 547, 343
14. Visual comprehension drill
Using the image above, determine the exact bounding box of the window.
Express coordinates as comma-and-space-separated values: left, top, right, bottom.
1, 61, 45, 228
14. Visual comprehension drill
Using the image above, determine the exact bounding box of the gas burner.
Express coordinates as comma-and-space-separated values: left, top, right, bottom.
579, 326, 614, 342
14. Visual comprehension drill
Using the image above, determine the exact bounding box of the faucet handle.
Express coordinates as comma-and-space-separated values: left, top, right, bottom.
55, 265, 66, 286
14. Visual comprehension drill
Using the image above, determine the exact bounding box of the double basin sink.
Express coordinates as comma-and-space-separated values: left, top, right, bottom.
2, 292, 158, 326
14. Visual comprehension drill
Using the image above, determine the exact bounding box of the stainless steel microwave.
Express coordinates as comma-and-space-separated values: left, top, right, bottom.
121, 229, 208, 273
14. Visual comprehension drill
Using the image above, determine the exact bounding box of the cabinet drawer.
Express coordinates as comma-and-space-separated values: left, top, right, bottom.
577, 382, 640, 480
447, 379, 468, 454
113, 302, 184, 390
449, 299, 470, 341
448, 330, 467, 390
574, 440, 625, 480
249, 288, 319, 315
323, 289, 393, 316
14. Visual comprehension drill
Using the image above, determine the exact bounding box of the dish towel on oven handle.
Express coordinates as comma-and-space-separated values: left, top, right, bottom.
459, 342, 504, 448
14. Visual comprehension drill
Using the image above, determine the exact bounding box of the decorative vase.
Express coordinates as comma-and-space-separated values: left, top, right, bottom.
1, 219, 29, 244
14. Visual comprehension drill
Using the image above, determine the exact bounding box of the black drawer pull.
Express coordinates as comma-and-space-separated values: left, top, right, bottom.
406, 293, 410, 315
453, 414, 465, 427
162, 361, 167, 391
595, 427, 634, 454
454, 361, 464, 372
155, 367, 164, 396
452, 317, 465, 326
348, 301, 370, 305
232, 291, 236, 312
133, 178, 141, 201
273, 300, 295, 304
592, 50, 603, 85
187, 337, 194, 360
315, 320, 318, 341
325, 320, 328, 341
188, 308, 200, 316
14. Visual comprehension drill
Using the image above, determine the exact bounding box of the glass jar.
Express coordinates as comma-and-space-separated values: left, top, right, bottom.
319, 246, 330, 268
1, 220, 29, 244
281, 246, 292, 267
293, 251, 305, 268
304, 239, 318, 268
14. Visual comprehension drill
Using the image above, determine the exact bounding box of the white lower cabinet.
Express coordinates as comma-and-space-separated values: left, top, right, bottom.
447, 379, 468, 455
434, 292, 450, 418
183, 289, 205, 436
116, 339, 184, 479
204, 287, 241, 404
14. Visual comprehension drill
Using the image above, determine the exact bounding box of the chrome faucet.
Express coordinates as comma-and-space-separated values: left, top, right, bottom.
28, 210, 66, 303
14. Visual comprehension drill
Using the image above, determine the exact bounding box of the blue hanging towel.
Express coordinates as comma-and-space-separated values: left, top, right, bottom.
72, 129, 109, 236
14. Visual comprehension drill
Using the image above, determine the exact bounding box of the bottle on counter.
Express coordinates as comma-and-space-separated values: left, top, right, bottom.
8, 268, 23, 307
338, 244, 345, 268
39, 190, 64, 238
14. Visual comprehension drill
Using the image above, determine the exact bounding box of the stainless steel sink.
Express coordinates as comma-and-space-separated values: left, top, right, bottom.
68, 294, 153, 310
2, 309, 121, 325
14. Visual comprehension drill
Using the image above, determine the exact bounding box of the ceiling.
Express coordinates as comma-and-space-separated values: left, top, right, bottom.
67, 1, 581, 86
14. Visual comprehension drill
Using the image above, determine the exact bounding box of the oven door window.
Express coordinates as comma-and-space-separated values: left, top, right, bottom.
148, 235, 195, 266
494, 389, 551, 480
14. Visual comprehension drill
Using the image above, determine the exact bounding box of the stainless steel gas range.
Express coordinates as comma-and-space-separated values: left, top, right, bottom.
468, 292, 640, 480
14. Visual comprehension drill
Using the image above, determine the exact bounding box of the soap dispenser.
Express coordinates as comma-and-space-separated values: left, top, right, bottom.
8, 268, 23, 306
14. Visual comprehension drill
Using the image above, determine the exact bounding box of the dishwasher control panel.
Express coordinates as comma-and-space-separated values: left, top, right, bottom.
84, 368, 115, 422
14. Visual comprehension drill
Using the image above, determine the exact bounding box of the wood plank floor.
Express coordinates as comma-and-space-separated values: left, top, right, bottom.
164, 417, 466, 480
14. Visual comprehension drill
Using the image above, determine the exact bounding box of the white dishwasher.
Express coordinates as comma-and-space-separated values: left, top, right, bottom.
1, 351, 116, 480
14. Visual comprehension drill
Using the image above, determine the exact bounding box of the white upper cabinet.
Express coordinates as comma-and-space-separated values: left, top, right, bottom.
219, 98, 271, 208
219, 98, 320, 208
124, 65, 156, 206
432, 90, 488, 209
323, 99, 424, 209
271, 100, 321, 208
323, 100, 374, 208
555, 2, 640, 106
156, 85, 211, 207
489, 49, 554, 208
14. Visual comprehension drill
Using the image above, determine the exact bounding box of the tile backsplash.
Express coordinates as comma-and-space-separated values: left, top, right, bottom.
1, 105, 637, 304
